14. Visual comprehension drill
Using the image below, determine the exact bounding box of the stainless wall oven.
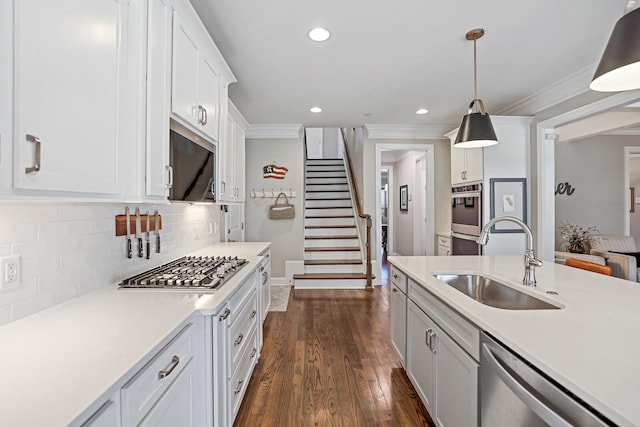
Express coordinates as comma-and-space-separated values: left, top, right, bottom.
451, 183, 482, 255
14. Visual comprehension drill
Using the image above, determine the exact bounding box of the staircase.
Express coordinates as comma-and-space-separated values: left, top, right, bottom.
293, 158, 369, 289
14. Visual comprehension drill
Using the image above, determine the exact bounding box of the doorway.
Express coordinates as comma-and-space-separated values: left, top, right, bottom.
413, 155, 428, 255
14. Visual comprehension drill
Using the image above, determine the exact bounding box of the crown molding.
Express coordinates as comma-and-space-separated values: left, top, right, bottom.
245, 124, 302, 139
365, 124, 454, 139
498, 64, 596, 116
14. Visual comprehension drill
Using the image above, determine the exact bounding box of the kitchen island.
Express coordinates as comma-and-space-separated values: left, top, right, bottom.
0, 242, 270, 427
388, 255, 640, 427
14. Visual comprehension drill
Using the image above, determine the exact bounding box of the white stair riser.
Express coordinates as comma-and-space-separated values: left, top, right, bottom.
305, 264, 363, 274
305, 208, 353, 217
305, 239, 359, 248
306, 160, 343, 166
306, 171, 346, 179
294, 279, 366, 289
306, 191, 350, 199
304, 251, 361, 260
305, 228, 356, 237
305, 217, 355, 227
305, 184, 349, 192
306, 199, 351, 208
306, 166, 345, 173
306, 177, 348, 184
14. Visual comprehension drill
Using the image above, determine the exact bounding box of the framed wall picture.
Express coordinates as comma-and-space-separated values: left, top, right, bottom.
400, 185, 408, 211
490, 178, 527, 233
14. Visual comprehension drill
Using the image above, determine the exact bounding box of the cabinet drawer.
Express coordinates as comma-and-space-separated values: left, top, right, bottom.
437, 244, 451, 256
229, 327, 258, 421
437, 236, 450, 248
229, 289, 258, 375
228, 270, 257, 324
390, 266, 407, 293
408, 280, 479, 360
121, 322, 195, 426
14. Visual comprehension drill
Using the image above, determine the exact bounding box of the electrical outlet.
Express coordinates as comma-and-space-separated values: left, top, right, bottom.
0, 255, 21, 289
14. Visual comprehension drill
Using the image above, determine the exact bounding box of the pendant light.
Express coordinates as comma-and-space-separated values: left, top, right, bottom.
591, 1, 640, 92
454, 28, 498, 148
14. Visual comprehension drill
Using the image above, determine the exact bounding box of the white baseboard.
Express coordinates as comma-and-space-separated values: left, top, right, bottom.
270, 277, 289, 286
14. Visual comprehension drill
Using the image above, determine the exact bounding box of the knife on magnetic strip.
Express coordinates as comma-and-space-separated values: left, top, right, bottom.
145, 212, 151, 259
125, 207, 132, 258
135, 207, 143, 258
154, 209, 161, 253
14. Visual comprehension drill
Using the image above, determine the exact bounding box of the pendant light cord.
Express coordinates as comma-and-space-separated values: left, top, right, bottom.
473, 38, 478, 101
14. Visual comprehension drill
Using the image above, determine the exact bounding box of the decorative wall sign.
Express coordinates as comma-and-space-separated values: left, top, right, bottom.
400, 185, 408, 211
263, 164, 288, 179
490, 178, 527, 233
555, 182, 575, 196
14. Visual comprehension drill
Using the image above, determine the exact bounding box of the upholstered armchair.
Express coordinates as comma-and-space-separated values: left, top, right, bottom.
589, 234, 640, 282
554, 251, 606, 266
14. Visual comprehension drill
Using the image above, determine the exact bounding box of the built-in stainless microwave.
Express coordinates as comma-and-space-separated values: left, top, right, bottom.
451, 183, 482, 236
168, 128, 216, 203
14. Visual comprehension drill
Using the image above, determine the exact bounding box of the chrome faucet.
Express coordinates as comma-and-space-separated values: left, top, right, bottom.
478, 216, 543, 287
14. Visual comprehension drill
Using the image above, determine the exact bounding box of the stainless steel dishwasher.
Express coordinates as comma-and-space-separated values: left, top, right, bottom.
480, 332, 615, 427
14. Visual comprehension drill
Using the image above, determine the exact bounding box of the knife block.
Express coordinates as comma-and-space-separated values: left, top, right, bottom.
115, 214, 162, 236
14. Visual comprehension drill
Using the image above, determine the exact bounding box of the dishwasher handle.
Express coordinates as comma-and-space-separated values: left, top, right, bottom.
481, 343, 573, 427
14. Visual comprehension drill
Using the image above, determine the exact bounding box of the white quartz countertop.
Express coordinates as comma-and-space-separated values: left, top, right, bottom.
0, 242, 270, 427
388, 255, 640, 427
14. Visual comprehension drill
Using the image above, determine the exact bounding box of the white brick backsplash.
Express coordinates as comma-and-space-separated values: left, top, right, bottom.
0, 204, 59, 223
0, 202, 221, 324
38, 221, 93, 239
0, 305, 10, 327
0, 223, 38, 244
0, 245, 10, 257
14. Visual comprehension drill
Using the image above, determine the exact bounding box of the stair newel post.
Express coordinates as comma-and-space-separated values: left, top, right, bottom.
365, 215, 373, 291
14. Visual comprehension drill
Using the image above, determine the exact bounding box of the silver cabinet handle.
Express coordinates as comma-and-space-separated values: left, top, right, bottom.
234, 379, 243, 394
392, 274, 400, 280
392, 287, 398, 293
234, 333, 244, 345
25, 134, 41, 174
259, 266, 264, 272
429, 331, 437, 353
202, 107, 208, 125
221, 181, 226, 196
481, 343, 573, 427
158, 355, 180, 379
196, 105, 204, 124
262, 271, 268, 285
250, 348, 257, 358
210, 180, 215, 196
218, 308, 230, 321
165, 165, 173, 189
425, 328, 432, 349
250, 310, 257, 319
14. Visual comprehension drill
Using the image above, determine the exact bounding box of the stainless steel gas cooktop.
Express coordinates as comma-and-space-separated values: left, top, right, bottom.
119, 255, 248, 290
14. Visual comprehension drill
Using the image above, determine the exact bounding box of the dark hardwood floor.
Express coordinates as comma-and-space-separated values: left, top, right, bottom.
234, 250, 434, 426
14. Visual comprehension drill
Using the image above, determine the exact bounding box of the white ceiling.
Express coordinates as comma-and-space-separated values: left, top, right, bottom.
190, 0, 628, 128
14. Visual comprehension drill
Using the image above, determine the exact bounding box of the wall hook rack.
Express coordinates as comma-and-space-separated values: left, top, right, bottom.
250, 188, 296, 198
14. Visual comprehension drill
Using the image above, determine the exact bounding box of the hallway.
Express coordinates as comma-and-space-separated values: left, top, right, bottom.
234, 254, 433, 426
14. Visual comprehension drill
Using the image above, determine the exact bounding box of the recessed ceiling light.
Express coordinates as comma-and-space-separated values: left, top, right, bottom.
310, 106, 322, 113
416, 108, 429, 115
308, 28, 331, 42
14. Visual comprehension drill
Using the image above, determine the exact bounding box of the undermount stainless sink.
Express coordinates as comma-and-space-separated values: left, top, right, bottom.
433, 273, 561, 310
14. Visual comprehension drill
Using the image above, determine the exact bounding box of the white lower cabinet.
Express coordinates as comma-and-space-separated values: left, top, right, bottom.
121, 319, 206, 427
405, 286, 479, 427
213, 269, 260, 427
80, 397, 119, 427
390, 283, 407, 367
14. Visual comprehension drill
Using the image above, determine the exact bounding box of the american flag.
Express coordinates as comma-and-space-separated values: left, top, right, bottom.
263, 164, 288, 179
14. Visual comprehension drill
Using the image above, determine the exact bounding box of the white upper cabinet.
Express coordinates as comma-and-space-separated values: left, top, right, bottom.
448, 139, 483, 186
13, 0, 136, 195
171, 10, 221, 143
145, 0, 172, 198
219, 100, 247, 203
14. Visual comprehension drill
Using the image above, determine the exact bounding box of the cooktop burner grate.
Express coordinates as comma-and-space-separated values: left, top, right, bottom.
119, 255, 248, 290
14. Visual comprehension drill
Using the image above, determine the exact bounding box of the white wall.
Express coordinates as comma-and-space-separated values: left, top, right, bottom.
555, 134, 640, 248
322, 128, 340, 159
481, 118, 531, 255
363, 138, 451, 257
391, 152, 423, 255
245, 137, 304, 277
630, 157, 640, 244
0, 202, 221, 326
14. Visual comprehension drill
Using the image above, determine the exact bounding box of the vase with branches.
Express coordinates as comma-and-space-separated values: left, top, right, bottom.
557, 221, 598, 254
